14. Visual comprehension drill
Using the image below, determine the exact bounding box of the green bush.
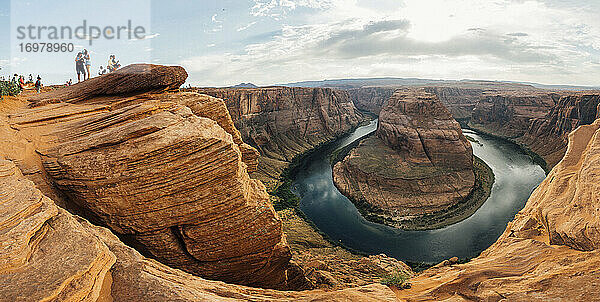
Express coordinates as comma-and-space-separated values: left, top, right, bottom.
380, 271, 410, 287
0, 81, 21, 96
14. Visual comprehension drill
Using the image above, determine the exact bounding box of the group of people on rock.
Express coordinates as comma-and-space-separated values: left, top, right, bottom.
75, 50, 121, 82
6, 73, 42, 94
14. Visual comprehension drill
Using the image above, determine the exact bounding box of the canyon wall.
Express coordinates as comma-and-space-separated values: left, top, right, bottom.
11, 64, 307, 290
348, 87, 395, 115
397, 118, 600, 301
194, 87, 364, 188
333, 88, 475, 227
346, 81, 536, 119
469, 91, 560, 138
422, 86, 486, 119
519, 92, 600, 168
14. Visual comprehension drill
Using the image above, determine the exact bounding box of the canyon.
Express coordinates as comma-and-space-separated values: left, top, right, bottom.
0, 157, 398, 301
0, 65, 408, 300
192, 87, 364, 189
346, 82, 599, 170
1, 64, 600, 301
8, 64, 304, 290
333, 88, 477, 228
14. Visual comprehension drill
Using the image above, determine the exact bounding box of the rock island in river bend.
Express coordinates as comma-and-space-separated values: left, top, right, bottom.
333, 88, 492, 229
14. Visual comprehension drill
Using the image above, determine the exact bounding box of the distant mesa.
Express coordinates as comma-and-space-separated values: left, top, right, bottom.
230, 82, 258, 88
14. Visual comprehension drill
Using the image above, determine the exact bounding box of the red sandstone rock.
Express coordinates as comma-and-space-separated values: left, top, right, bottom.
333, 88, 475, 226
28, 64, 187, 106
0, 157, 400, 301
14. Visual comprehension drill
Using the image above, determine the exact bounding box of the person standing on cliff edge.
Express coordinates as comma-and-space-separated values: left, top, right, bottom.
83, 49, 92, 80
75, 52, 86, 83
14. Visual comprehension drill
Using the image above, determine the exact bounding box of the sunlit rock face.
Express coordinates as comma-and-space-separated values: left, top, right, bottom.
0, 157, 399, 301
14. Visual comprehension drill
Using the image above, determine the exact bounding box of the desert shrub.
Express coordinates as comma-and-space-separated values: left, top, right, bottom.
0, 81, 21, 96
380, 271, 410, 287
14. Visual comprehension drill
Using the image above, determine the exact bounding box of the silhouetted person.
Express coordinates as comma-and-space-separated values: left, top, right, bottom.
75, 52, 86, 82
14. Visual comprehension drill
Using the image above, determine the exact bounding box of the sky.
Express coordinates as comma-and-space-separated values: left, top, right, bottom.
1, 0, 599, 87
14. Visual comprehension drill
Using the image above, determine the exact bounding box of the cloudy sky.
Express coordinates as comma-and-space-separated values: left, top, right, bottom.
1, 0, 599, 86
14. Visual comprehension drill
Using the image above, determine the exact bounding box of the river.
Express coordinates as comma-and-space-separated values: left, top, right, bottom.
293, 119, 546, 264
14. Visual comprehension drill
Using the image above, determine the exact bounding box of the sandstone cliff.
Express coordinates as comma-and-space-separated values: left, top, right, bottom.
0, 158, 115, 302
519, 92, 600, 168
333, 88, 475, 227
345, 81, 537, 119
396, 118, 600, 301
9, 64, 304, 290
194, 87, 364, 188
0, 157, 400, 301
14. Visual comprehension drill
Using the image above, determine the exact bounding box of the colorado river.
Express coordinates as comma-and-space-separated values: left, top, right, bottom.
293, 119, 546, 264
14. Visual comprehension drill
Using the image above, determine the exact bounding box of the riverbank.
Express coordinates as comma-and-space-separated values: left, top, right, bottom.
266, 115, 415, 288
330, 125, 495, 231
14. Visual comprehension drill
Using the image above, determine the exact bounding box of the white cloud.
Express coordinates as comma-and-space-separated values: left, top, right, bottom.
184, 0, 600, 86
251, 0, 334, 18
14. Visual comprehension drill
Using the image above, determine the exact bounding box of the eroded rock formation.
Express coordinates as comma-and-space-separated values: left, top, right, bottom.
520, 92, 600, 168
333, 88, 475, 226
10, 64, 304, 289
0, 158, 115, 302
194, 87, 364, 188
0, 157, 400, 301
397, 118, 600, 301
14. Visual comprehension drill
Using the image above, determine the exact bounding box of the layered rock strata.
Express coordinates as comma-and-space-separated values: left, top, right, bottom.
194, 87, 364, 188
0, 157, 400, 301
469, 91, 560, 138
520, 92, 600, 168
11, 64, 304, 289
345, 81, 537, 119
0, 158, 115, 302
397, 118, 600, 301
333, 88, 475, 226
